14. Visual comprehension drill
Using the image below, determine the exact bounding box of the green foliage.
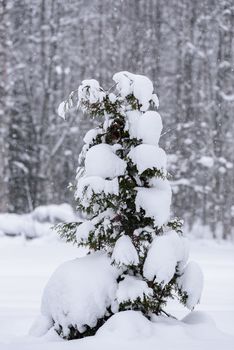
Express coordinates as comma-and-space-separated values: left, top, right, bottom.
167, 217, 184, 234
55, 222, 79, 244
125, 94, 141, 110
176, 285, 189, 307
79, 94, 123, 119
56, 311, 113, 340
76, 191, 119, 215
119, 294, 158, 315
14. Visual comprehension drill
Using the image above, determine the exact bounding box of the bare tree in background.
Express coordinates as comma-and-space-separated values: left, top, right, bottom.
0, 0, 233, 238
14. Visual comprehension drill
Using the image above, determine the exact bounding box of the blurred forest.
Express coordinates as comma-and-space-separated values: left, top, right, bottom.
0, 0, 233, 238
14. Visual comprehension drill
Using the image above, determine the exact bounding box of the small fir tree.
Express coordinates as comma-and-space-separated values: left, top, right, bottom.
55, 72, 203, 339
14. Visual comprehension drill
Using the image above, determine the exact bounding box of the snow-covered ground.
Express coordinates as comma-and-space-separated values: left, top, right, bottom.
0, 204, 77, 239
0, 236, 233, 349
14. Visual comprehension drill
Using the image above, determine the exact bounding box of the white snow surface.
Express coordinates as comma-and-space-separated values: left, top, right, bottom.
137, 111, 163, 145
0, 213, 36, 238
85, 144, 126, 179
128, 144, 167, 174
83, 128, 102, 145
40, 252, 119, 337
29, 314, 53, 338
97, 310, 153, 339
0, 236, 233, 349
75, 176, 119, 204
116, 276, 152, 303
126, 110, 162, 145
0, 214, 54, 239
135, 179, 172, 227
177, 261, 204, 310
76, 220, 95, 241
113, 71, 158, 111
143, 230, 189, 285
112, 235, 139, 266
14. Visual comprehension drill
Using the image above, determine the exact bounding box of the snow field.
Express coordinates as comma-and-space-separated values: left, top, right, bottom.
0, 237, 233, 350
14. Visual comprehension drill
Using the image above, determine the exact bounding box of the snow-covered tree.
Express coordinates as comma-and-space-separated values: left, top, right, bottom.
38, 72, 203, 340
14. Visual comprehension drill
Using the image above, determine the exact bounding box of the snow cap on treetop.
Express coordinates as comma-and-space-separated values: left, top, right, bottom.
58, 71, 160, 120
113, 71, 159, 111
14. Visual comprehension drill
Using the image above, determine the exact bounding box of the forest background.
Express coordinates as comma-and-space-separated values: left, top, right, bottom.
0, 0, 233, 239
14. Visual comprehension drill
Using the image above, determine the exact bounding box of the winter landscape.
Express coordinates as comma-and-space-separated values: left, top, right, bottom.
0, 1, 234, 350
0, 234, 233, 350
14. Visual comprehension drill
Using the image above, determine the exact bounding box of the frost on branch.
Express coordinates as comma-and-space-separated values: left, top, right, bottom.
57, 90, 77, 119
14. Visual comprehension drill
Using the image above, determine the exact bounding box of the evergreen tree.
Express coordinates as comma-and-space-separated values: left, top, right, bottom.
55, 71, 203, 339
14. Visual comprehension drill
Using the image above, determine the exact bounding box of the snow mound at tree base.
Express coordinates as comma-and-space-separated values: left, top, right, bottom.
18, 310, 234, 350
33, 252, 119, 339
97, 310, 231, 343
